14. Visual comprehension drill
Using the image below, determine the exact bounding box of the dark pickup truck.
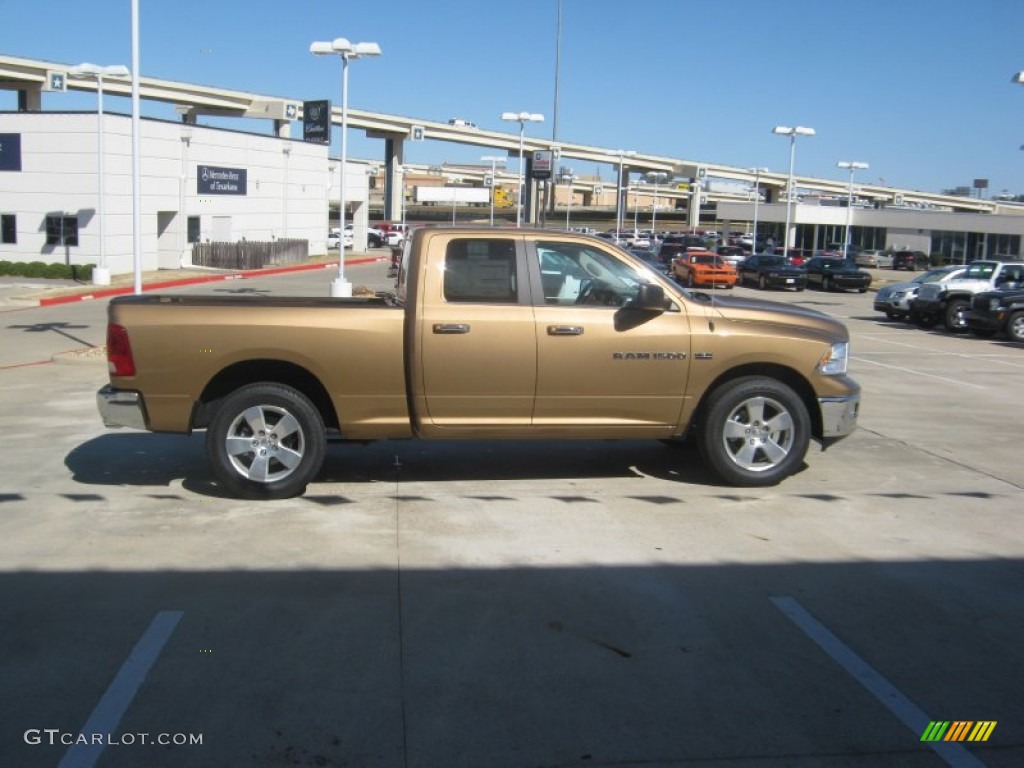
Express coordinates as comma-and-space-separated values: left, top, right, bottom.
965, 288, 1024, 342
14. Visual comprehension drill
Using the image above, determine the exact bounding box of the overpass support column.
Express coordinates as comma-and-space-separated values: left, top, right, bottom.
17, 87, 42, 111
383, 137, 406, 222
524, 154, 539, 225
274, 119, 291, 138
688, 188, 701, 231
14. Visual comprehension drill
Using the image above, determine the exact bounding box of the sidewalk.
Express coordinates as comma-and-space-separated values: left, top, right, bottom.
1, 252, 387, 307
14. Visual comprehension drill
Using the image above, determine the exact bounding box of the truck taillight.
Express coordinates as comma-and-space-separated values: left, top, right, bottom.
106, 323, 136, 376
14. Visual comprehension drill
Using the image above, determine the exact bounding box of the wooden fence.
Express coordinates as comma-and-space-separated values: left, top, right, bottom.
191, 239, 309, 270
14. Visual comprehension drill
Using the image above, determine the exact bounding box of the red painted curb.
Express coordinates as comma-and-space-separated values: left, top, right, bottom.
36, 256, 387, 307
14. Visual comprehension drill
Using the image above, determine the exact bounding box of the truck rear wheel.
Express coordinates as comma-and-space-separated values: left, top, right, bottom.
698, 376, 810, 487
206, 383, 326, 499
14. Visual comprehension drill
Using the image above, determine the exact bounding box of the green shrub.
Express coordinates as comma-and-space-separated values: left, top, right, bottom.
21, 261, 48, 278
0, 261, 13, 276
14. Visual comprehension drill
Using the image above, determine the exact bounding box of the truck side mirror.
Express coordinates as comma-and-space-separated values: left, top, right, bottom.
630, 283, 666, 311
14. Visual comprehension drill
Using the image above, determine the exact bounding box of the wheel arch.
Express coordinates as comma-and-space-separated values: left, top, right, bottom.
193, 360, 339, 432
691, 364, 822, 440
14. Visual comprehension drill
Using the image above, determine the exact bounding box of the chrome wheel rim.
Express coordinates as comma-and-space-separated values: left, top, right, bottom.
1011, 315, 1024, 340
225, 405, 305, 483
721, 396, 795, 472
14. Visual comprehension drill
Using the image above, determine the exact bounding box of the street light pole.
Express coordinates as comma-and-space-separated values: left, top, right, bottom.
311, 37, 381, 297
748, 167, 768, 252
837, 160, 869, 256
69, 63, 129, 286
772, 125, 815, 254
501, 112, 544, 227
481, 155, 505, 226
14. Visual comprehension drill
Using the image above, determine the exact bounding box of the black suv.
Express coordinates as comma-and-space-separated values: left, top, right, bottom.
892, 250, 929, 271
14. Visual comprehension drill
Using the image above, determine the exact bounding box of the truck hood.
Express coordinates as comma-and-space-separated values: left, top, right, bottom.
689, 292, 848, 339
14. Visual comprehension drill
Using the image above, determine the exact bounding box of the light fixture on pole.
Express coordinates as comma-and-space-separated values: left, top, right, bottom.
646, 171, 668, 231
311, 37, 381, 297
614, 149, 637, 232
68, 62, 130, 286
1012, 71, 1024, 85
747, 167, 769, 252
837, 160, 869, 257
481, 155, 505, 226
772, 125, 815, 254
501, 111, 544, 227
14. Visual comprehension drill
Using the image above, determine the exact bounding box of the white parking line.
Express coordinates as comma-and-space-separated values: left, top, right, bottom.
851, 356, 988, 389
771, 597, 987, 768
59, 610, 184, 768
859, 334, 1024, 367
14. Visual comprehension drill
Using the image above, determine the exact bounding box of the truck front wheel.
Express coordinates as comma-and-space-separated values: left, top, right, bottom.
206, 383, 326, 499
698, 377, 810, 487
944, 299, 969, 332
1008, 311, 1024, 343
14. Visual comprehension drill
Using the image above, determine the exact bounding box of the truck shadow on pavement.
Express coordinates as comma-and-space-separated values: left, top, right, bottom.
64, 434, 790, 498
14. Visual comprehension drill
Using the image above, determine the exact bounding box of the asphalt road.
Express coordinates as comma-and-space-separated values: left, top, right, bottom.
0, 263, 1021, 768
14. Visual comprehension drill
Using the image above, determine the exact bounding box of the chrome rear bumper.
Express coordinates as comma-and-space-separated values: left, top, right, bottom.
96, 385, 148, 430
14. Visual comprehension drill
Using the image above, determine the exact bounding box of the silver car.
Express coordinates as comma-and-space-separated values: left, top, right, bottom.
858, 249, 891, 268
873, 266, 966, 320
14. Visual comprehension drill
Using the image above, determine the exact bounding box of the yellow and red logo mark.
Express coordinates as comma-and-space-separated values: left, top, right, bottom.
921, 721, 996, 742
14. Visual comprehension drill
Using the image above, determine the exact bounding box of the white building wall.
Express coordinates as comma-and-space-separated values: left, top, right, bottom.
0, 111, 365, 274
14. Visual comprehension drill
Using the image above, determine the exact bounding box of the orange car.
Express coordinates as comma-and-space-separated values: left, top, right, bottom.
671, 250, 738, 288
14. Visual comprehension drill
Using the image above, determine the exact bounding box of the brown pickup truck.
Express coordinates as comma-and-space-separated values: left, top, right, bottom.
97, 226, 860, 498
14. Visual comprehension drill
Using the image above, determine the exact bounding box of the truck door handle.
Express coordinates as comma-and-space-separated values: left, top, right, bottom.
547, 325, 584, 336
433, 323, 471, 334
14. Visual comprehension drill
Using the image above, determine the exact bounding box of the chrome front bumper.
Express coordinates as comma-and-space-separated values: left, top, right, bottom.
819, 394, 860, 439
96, 385, 148, 430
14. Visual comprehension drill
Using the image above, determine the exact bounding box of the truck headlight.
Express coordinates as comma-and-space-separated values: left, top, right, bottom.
818, 342, 849, 375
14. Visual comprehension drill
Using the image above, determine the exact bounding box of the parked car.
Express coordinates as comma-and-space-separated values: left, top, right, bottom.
715, 245, 747, 268
872, 266, 967, 320
965, 286, 1024, 341
859, 249, 892, 268
892, 250, 930, 271
671, 251, 738, 289
327, 228, 353, 250
803, 255, 872, 292
627, 247, 666, 273
448, 118, 477, 129
737, 254, 807, 291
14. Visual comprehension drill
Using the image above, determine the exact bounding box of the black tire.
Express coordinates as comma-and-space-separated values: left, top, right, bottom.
1007, 311, 1024, 343
698, 376, 810, 487
687, 272, 696, 288
944, 299, 969, 332
885, 310, 903, 320
206, 383, 326, 499
758, 275, 767, 290
822, 276, 831, 291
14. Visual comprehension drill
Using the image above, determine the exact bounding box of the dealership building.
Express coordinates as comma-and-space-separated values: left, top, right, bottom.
0, 109, 375, 277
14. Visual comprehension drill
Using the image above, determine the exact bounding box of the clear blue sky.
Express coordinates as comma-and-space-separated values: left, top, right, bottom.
3, 0, 1024, 195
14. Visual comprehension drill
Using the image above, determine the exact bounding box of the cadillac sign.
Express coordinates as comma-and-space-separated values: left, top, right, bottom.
197, 165, 247, 195
303, 99, 332, 145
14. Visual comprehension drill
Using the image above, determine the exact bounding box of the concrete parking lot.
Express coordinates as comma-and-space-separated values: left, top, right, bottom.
0, 262, 1021, 767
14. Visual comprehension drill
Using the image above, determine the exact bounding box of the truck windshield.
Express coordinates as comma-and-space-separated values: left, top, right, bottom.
963, 262, 996, 280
